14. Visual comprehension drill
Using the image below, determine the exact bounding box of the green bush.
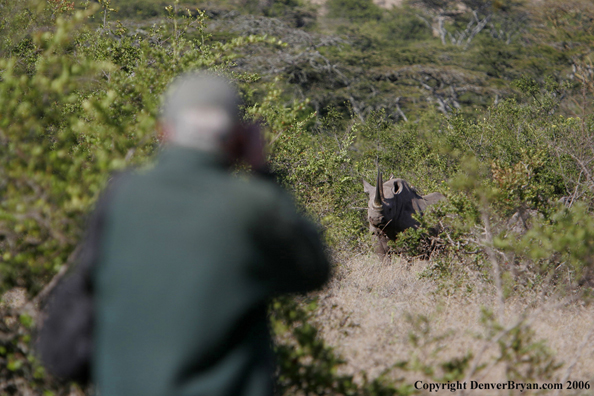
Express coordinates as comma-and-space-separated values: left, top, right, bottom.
271, 296, 415, 396
326, 0, 382, 22
113, 0, 167, 19
379, 8, 433, 42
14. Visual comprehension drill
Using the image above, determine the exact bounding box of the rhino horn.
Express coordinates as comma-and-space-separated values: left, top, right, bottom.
373, 169, 384, 208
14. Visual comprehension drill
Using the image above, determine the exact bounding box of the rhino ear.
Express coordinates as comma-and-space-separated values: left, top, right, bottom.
363, 179, 374, 194
393, 179, 404, 194
423, 192, 446, 205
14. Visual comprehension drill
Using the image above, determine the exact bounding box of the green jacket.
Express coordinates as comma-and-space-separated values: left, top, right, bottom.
92, 146, 330, 396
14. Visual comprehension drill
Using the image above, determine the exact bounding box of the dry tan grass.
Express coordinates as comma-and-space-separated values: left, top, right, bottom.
313, 253, 594, 395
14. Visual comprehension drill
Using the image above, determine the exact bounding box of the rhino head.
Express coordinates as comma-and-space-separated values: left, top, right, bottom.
363, 170, 445, 256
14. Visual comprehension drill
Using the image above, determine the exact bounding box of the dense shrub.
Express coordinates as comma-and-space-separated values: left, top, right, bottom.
326, 0, 383, 22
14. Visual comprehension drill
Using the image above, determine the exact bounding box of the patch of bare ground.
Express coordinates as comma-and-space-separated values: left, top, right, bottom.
314, 253, 594, 395
308, 0, 403, 6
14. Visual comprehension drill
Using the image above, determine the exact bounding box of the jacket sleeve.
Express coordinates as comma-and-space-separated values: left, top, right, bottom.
252, 186, 331, 294
72, 172, 128, 287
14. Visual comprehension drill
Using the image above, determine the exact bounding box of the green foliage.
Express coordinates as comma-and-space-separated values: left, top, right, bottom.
0, 6, 117, 295
326, 0, 382, 22
497, 203, 594, 285
379, 8, 433, 42
113, 0, 167, 19
0, 0, 49, 56
479, 308, 562, 381
491, 148, 556, 213
261, 0, 318, 28
273, 108, 361, 247
0, 0, 280, 295
252, 98, 368, 248
393, 226, 433, 258
271, 296, 415, 395
394, 309, 561, 385
394, 74, 594, 294
355, 110, 451, 190
0, 307, 66, 394
402, 313, 473, 381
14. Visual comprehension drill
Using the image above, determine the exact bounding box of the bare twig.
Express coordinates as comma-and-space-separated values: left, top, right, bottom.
29, 245, 82, 309
481, 212, 505, 322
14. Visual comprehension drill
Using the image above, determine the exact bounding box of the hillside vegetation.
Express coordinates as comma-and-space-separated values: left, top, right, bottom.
1, 0, 594, 394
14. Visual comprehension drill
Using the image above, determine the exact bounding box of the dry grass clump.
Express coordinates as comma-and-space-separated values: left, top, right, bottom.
313, 253, 594, 394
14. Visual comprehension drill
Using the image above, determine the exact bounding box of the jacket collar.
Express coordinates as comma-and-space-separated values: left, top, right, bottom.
156, 145, 228, 172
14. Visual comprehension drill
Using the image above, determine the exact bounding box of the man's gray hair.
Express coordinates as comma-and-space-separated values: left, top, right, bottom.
161, 72, 241, 152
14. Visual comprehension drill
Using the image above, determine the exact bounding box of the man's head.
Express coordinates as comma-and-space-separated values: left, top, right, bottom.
160, 72, 241, 154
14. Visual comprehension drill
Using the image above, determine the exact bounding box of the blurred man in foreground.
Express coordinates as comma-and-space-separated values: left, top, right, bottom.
91, 73, 330, 395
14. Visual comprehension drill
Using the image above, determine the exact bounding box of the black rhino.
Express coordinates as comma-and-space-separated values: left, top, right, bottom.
363, 171, 445, 256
